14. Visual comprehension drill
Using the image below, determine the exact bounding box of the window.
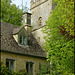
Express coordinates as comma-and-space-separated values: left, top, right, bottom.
26, 62, 34, 75
38, 17, 42, 26
27, 14, 31, 25
6, 59, 15, 71
19, 36, 22, 44
18, 35, 27, 45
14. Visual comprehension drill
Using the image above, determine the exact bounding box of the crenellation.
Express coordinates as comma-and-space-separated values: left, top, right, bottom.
30, 0, 48, 9
31, 0, 52, 29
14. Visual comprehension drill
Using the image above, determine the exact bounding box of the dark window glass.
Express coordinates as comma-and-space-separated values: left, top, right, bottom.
38, 17, 42, 26
6, 60, 9, 69
26, 62, 33, 75
27, 18, 31, 25
27, 14, 31, 25
6, 59, 14, 71
23, 37, 27, 45
26, 63, 29, 73
19, 36, 22, 44
19, 35, 27, 45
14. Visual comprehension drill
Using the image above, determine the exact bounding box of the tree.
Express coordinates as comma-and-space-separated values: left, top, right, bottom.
22, 2, 29, 12
42, 0, 74, 74
1, 0, 29, 26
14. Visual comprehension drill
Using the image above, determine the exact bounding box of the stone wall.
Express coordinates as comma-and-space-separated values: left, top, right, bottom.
32, 27, 46, 46
1, 52, 47, 75
30, 0, 52, 29
30, 0, 52, 46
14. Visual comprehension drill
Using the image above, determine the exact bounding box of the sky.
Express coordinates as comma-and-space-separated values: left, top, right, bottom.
12, 0, 30, 12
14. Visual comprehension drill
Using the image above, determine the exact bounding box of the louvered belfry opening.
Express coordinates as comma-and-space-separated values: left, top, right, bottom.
22, 12, 32, 26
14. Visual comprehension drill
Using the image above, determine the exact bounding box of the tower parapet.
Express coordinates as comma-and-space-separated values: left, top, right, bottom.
30, 0, 48, 10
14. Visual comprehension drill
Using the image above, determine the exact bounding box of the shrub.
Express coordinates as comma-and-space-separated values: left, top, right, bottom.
0, 65, 27, 75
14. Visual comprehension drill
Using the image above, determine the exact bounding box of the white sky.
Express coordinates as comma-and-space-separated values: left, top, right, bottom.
12, 0, 30, 11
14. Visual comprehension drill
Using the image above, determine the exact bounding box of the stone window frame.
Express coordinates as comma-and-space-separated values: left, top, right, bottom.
27, 14, 31, 25
26, 61, 34, 75
6, 58, 15, 71
18, 35, 27, 46
38, 17, 42, 26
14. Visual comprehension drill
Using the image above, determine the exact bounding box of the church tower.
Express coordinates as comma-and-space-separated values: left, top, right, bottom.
30, 0, 52, 46
30, 0, 52, 29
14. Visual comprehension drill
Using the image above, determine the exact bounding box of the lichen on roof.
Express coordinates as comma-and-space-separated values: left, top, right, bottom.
1, 22, 46, 58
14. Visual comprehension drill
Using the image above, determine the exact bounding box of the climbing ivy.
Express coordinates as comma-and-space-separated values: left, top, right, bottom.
42, 0, 74, 74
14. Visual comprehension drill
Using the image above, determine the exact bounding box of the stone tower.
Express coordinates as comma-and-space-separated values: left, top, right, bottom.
30, 0, 52, 29
30, 0, 52, 46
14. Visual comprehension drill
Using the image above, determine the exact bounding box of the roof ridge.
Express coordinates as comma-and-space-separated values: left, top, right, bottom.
1, 22, 20, 28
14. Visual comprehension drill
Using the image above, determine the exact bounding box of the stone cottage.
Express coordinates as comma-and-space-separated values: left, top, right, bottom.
1, 12, 47, 75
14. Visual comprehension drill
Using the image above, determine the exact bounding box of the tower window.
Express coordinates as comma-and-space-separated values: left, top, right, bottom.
38, 17, 42, 26
27, 14, 31, 25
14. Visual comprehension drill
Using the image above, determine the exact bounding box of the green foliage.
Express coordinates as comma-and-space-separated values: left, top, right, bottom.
1, 0, 29, 26
39, 63, 50, 75
0, 65, 27, 75
0, 66, 17, 75
18, 69, 27, 75
23, 2, 29, 12
42, 0, 74, 74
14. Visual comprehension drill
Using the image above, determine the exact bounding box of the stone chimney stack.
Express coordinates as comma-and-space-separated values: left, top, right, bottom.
22, 12, 32, 33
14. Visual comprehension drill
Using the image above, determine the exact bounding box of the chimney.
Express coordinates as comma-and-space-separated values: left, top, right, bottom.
22, 12, 32, 33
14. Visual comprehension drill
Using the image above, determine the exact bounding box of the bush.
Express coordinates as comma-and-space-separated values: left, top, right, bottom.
0, 65, 27, 75
18, 69, 27, 75
39, 63, 50, 75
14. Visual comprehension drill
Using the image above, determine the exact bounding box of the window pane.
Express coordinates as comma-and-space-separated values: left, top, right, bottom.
27, 18, 31, 25
26, 62, 33, 75
19, 35, 27, 45
6, 59, 14, 71
30, 63, 33, 75
23, 37, 27, 45
6, 60, 9, 69
19, 36, 22, 44
38, 17, 42, 26
10, 60, 14, 71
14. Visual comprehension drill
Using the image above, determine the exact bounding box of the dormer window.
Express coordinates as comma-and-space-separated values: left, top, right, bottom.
18, 35, 27, 46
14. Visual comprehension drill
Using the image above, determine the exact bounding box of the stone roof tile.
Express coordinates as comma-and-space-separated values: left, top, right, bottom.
1, 22, 46, 58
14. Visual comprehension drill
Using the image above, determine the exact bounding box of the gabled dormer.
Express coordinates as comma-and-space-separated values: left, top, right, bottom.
18, 27, 28, 46
13, 26, 28, 46
13, 12, 32, 47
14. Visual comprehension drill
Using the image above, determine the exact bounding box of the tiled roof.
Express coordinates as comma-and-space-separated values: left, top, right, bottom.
13, 26, 24, 34
1, 22, 46, 58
